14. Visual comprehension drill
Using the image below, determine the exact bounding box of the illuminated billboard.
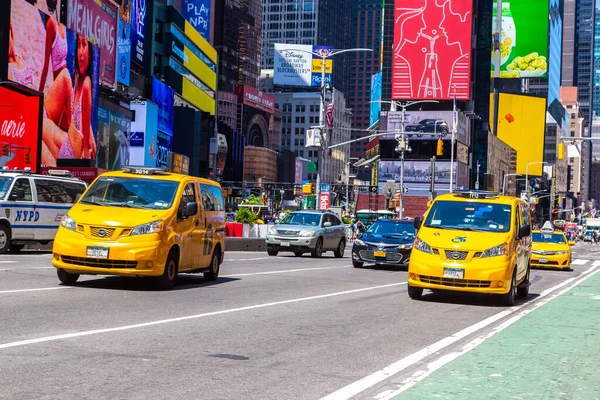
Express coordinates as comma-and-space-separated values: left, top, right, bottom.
392, 0, 473, 100
491, 1, 549, 79
9, 0, 100, 167
273, 44, 333, 87
491, 93, 546, 176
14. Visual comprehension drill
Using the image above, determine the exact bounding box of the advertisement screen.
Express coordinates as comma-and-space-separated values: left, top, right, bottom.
491, 1, 549, 78
9, 0, 100, 167
67, 0, 118, 86
370, 72, 382, 126
152, 78, 174, 135
96, 107, 131, 170
156, 131, 173, 169
238, 85, 275, 114
378, 160, 458, 196
0, 86, 41, 172
129, 101, 158, 166
491, 93, 546, 176
273, 44, 332, 87
131, 0, 147, 66
392, 0, 473, 100
379, 110, 454, 140
183, 0, 210, 42
117, 0, 132, 86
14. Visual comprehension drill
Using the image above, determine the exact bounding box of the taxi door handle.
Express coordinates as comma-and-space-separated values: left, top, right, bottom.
195, 219, 199, 226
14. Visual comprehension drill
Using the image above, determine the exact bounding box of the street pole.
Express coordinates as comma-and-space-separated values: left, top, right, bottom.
475, 160, 480, 190
399, 106, 405, 219
430, 156, 436, 199
316, 54, 326, 210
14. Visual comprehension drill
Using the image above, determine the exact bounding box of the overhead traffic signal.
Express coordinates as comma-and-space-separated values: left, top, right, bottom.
557, 142, 565, 160
25, 152, 31, 164
2, 144, 8, 156
436, 139, 444, 156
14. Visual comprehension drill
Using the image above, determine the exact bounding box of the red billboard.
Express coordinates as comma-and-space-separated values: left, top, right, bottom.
0, 85, 42, 172
238, 85, 275, 114
393, 0, 473, 100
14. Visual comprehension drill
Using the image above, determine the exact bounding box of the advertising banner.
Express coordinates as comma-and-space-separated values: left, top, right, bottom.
491, 1, 549, 78
491, 93, 546, 176
151, 77, 174, 135
96, 107, 131, 170
183, 0, 210, 42
156, 130, 173, 169
117, 0, 132, 86
0, 86, 42, 172
319, 193, 330, 211
9, 0, 100, 167
167, 151, 190, 174
392, 0, 473, 100
131, 0, 147, 66
238, 85, 275, 114
67, 0, 118, 86
129, 101, 158, 166
378, 160, 458, 196
370, 72, 382, 126
273, 44, 332, 87
379, 110, 454, 140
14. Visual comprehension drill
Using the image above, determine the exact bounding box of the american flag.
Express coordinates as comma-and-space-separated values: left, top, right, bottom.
325, 103, 334, 127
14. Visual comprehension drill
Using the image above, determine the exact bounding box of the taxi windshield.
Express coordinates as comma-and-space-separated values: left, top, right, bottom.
532, 233, 566, 244
279, 212, 321, 226
423, 201, 512, 233
80, 177, 179, 210
0, 177, 14, 200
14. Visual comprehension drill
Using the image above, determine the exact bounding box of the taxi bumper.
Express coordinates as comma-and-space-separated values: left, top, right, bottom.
407, 250, 513, 294
530, 252, 571, 269
51, 228, 168, 277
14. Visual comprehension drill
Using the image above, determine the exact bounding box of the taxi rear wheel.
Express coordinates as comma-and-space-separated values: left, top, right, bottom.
57, 268, 80, 285
157, 253, 178, 290
204, 251, 220, 281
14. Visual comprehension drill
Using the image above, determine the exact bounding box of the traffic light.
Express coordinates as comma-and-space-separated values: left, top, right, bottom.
25, 152, 31, 164
557, 142, 565, 160
302, 183, 313, 194
2, 144, 8, 156
436, 139, 444, 156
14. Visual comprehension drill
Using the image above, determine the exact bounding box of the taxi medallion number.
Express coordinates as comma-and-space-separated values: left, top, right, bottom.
374, 250, 386, 258
443, 268, 464, 279
87, 246, 109, 259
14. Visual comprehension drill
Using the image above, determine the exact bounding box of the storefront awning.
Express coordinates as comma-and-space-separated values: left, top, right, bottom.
353, 154, 380, 168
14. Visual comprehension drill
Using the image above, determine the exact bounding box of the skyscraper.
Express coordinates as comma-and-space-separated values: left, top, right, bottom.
261, 0, 352, 94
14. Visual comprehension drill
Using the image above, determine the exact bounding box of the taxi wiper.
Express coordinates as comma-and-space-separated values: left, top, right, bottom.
80, 200, 105, 206
104, 202, 133, 208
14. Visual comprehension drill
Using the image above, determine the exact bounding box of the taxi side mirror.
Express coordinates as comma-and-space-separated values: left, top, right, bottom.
569, 241, 575, 246
414, 217, 423, 230
518, 224, 531, 239
10, 188, 25, 200
184, 202, 198, 218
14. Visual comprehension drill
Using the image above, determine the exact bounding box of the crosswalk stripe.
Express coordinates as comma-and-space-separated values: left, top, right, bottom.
571, 259, 589, 265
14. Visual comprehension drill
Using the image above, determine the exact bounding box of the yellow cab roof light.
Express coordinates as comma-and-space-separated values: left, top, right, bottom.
540, 220, 554, 234
452, 190, 501, 200
121, 166, 171, 176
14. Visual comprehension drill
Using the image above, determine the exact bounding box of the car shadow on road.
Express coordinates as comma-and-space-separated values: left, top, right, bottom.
359, 264, 408, 272
3, 250, 52, 256
417, 290, 541, 308
67, 275, 239, 291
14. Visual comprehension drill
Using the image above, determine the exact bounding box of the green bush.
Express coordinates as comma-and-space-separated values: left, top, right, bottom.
235, 207, 258, 226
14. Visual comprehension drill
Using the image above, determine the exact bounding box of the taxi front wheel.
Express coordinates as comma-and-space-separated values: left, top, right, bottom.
501, 270, 517, 306
204, 252, 220, 281
407, 284, 423, 299
156, 253, 178, 290
57, 268, 80, 285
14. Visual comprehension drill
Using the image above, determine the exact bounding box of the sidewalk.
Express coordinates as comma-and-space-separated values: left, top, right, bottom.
393, 269, 600, 400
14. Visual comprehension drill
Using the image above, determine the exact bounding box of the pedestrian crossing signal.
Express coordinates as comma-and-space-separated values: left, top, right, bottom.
436, 139, 444, 156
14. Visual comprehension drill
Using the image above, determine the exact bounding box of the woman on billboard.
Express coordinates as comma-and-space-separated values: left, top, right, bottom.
7, 24, 35, 89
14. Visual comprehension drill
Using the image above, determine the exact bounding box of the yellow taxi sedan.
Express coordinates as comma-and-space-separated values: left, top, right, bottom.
530, 229, 574, 270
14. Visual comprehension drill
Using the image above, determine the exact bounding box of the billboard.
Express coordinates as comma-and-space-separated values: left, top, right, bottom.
67, 0, 118, 86
370, 72, 382, 126
0, 85, 42, 172
183, 0, 210, 42
273, 44, 332, 87
9, 0, 100, 167
392, 0, 473, 100
491, 93, 546, 176
129, 101, 159, 166
491, 1, 549, 79
378, 160, 459, 196
379, 110, 454, 140
117, 0, 132, 86
238, 85, 275, 114
131, 0, 147, 66
96, 107, 132, 170
151, 78, 174, 135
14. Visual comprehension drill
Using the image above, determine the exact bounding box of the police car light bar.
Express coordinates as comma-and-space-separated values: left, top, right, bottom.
453, 190, 500, 199
121, 166, 170, 175
47, 170, 72, 177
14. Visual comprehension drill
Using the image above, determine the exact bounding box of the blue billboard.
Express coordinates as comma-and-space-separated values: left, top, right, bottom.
370, 72, 382, 126
151, 77, 174, 136
131, 0, 146, 66
183, 0, 210, 42
117, 0, 132, 85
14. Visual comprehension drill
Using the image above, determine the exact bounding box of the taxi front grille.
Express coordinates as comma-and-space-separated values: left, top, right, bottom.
90, 227, 116, 239
61, 256, 137, 269
531, 260, 560, 266
444, 250, 469, 261
419, 275, 491, 288
76, 224, 84, 233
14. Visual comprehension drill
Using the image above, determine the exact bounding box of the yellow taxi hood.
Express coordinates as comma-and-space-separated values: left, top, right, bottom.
418, 226, 512, 250
531, 242, 568, 251
68, 204, 172, 227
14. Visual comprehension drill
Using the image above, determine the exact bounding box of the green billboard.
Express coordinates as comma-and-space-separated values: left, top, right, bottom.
491, 1, 549, 78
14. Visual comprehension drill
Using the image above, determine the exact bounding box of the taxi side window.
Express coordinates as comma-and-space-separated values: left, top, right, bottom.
200, 184, 214, 211
210, 186, 224, 211
520, 204, 531, 227
10, 178, 32, 202
178, 183, 197, 220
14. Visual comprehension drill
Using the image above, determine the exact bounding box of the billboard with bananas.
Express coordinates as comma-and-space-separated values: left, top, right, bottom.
491, 1, 549, 78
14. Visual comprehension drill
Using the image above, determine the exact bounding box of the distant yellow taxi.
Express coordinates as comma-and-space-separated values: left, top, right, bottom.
530, 229, 573, 270
408, 191, 532, 306
52, 167, 226, 289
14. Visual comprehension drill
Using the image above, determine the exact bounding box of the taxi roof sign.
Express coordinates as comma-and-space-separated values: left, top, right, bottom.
453, 190, 500, 200
121, 166, 170, 175
540, 221, 554, 234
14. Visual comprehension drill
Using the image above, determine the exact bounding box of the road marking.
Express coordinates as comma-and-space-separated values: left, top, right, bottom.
321, 266, 599, 400
222, 265, 351, 277
223, 257, 271, 262
571, 259, 589, 265
0, 281, 407, 350
0, 287, 72, 295
0, 261, 16, 264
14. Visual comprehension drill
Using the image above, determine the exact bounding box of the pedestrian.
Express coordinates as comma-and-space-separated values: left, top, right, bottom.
351, 219, 357, 240
356, 219, 365, 237
593, 231, 597, 244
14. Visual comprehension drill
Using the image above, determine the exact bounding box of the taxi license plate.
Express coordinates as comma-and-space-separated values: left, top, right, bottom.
374, 250, 386, 258
281, 241, 291, 247
87, 246, 109, 259
443, 268, 464, 279
538, 258, 548, 263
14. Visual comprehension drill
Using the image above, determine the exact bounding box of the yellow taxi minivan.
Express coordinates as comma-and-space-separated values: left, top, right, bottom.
531, 222, 574, 270
52, 166, 226, 289
408, 191, 532, 305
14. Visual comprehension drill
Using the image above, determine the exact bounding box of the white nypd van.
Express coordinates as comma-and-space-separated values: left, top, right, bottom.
0, 169, 87, 253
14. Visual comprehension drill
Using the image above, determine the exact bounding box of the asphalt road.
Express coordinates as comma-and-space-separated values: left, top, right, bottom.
0, 243, 598, 400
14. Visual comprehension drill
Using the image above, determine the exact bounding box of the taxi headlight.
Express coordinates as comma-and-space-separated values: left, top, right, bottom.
60, 214, 76, 231
482, 243, 509, 258
555, 250, 569, 255
414, 237, 432, 254
299, 230, 316, 237
131, 220, 164, 236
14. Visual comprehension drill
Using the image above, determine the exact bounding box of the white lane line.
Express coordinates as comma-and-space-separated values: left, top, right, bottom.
571, 259, 589, 265
223, 257, 271, 262
0, 281, 407, 350
221, 265, 351, 277
321, 266, 599, 400
0, 287, 72, 295
0, 261, 16, 264
374, 265, 600, 399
